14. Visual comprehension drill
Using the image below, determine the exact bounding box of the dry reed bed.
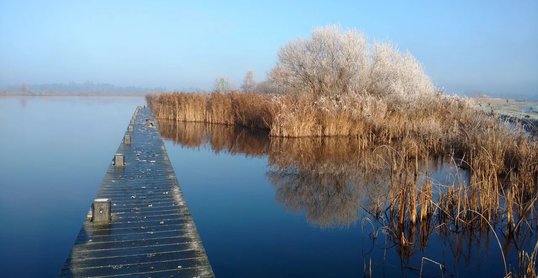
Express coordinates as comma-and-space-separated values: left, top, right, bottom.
150, 106, 538, 226
149, 92, 537, 274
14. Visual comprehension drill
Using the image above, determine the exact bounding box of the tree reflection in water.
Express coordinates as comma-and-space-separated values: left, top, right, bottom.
159, 120, 537, 276
160, 120, 465, 228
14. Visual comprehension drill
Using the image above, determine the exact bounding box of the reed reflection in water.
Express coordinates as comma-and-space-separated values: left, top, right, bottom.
159, 120, 536, 276
160, 120, 468, 227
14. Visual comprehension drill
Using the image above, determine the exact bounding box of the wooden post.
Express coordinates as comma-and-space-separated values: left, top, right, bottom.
128, 125, 134, 132
124, 134, 131, 145
114, 153, 125, 166
92, 198, 111, 223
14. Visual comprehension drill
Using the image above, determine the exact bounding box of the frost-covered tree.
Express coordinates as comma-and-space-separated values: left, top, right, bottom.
241, 70, 256, 93
270, 25, 369, 98
368, 43, 435, 102
269, 25, 436, 104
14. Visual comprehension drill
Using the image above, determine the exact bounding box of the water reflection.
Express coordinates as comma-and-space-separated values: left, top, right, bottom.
268, 138, 393, 228
159, 120, 467, 228
160, 120, 536, 276
160, 120, 538, 278
0, 96, 146, 277
160, 121, 270, 156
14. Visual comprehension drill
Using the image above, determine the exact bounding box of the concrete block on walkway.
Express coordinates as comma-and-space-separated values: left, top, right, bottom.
91, 198, 111, 223
114, 153, 125, 166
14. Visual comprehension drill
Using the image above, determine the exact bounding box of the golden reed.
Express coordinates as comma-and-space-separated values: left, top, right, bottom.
148, 92, 537, 231
157, 115, 537, 275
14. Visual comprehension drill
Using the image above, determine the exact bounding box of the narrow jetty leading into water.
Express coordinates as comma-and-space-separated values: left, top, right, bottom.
61, 106, 214, 277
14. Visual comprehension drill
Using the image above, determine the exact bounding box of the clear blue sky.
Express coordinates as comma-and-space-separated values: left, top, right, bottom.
0, 0, 537, 97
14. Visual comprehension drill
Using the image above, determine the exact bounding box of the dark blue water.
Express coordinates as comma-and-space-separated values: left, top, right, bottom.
0, 97, 534, 277
160, 122, 536, 277
0, 96, 145, 277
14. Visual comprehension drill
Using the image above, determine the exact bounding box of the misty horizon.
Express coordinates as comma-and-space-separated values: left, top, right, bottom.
2, 81, 536, 100
1, 1, 537, 99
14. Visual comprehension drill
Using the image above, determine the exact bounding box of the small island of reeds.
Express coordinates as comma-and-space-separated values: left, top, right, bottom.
147, 26, 537, 276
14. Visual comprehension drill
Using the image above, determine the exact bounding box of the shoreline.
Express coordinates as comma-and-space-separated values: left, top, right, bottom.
0, 93, 152, 97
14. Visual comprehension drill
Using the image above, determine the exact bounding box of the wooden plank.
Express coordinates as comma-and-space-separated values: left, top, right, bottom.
61, 106, 214, 277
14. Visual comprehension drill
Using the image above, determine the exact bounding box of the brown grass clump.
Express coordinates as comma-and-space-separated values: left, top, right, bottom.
150, 91, 537, 263
148, 92, 276, 129
148, 92, 537, 220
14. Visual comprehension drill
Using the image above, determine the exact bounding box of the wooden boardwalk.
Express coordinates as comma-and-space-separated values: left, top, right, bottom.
61, 107, 214, 277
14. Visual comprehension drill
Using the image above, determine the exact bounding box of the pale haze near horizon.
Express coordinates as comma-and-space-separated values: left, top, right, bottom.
0, 1, 537, 98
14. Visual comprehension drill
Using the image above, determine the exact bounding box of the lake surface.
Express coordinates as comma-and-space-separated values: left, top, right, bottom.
0, 97, 534, 277
0, 96, 145, 277
160, 121, 535, 277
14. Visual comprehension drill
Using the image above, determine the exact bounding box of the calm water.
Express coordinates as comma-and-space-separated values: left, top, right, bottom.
0, 96, 145, 277
0, 97, 535, 277
160, 121, 536, 277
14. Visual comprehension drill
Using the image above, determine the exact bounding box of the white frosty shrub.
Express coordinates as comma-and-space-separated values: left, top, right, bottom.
270, 25, 369, 99
269, 26, 437, 109
368, 42, 435, 106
